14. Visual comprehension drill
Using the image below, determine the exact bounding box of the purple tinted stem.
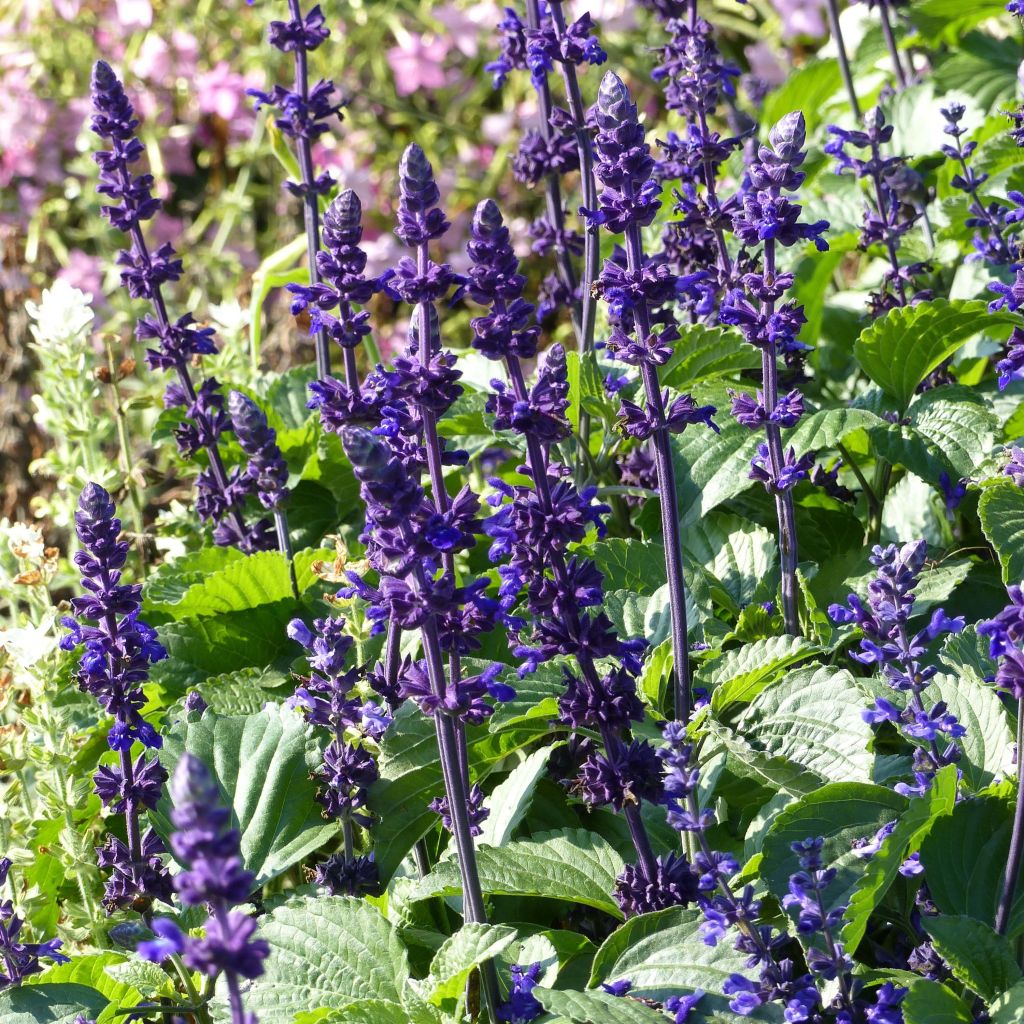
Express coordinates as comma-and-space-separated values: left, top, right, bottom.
624, 224, 693, 720
877, 0, 909, 89
996, 701, 1024, 936
287, 0, 331, 379
761, 242, 800, 635
825, 0, 861, 120
524, 0, 583, 343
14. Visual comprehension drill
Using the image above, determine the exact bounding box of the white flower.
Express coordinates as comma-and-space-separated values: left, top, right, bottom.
26, 279, 94, 347
5, 522, 46, 562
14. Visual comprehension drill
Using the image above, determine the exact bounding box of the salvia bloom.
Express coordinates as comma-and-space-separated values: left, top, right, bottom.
0, 858, 69, 988
90, 60, 271, 554
496, 961, 543, 1023
287, 614, 384, 893
228, 392, 290, 511
140, 754, 268, 1024
830, 540, 966, 795
825, 107, 930, 312
980, 586, 1024, 700
60, 483, 173, 911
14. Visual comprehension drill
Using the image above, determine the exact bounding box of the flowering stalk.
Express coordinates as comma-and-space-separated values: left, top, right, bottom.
825, 0, 861, 119
721, 113, 827, 636
488, 3, 582, 334
89, 61, 272, 555
875, 0, 909, 89
286, 614, 387, 895
831, 540, 966, 795
250, 2, 344, 378
139, 754, 269, 1024
227, 391, 297, 597
527, 0, 605, 357
978, 588, 1024, 935
60, 483, 173, 912
590, 72, 719, 720
467, 199, 693, 916
0, 857, 69, 988
341, 426, 503, 1019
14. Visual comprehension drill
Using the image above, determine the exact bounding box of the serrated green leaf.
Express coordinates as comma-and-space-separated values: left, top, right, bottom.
980, 481, 1024, 584
0, 984, 110, 1024
590, 538, 667, 595
762, 782, 908, 925
143, 547, 246, 610
683, 513, 776, 610
589, 907, 752, 999
990, 980, 1024, 1023
104, 957, 172, 999
921, 797, 1024, 938
244, 896, 409, 1024
854, 300, 1019, 410
924, 916, 1021, 1001
426, 923, 518, 1004
473, 747, 553, 849
729, 666, 875, 791
704, 636, 822, 714
902, 980, 974, 1024
154, 704, 338, 886
173, 666, 292, 716
534, 987, 669, 1024
409, 828, 625, 918
302, 1001, 413, 1024
842, 767, 957, 952
659, 324, 759, 389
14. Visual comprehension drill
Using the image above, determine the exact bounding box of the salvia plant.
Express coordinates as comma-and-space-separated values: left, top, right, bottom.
11, 1, 1024, 1024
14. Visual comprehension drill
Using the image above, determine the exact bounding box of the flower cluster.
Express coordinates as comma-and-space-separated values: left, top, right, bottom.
0, 858, 69, 988
831, 540, 966, 795
90, 60, 270, 553
228, 392, 290, 512
980, 586, 1024, 700
140, 755, 268, 1024
286, 614, 386, 895
61, 483, 173, 911
826, 107, 930, 313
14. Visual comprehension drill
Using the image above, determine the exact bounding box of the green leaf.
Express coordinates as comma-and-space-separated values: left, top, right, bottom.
154, 704, 338, 886
843, 767, 957, 952
589, 907, 752, 999
903, 980, 974, 1024
990, 980, 1024, 1023
534, 988, 669, 1024
244, 896, 409, 1024
932, 33, 1020, 109
921, 797, 1024, 938
683, 512, 776, 609
590, 538, 667, 595
762, 782, 908, 923
923, 916, 1022, 1001
26, 954, 142, 1023
145, 550, 325, 620
142, 547, 246, 610
409, 828, 625, 919
704, 636, 822, 714
306, 1001, 414, 1024
425, 923, 518, 1004
727, 666, 875, 793
980, 481, 1024, 584
174, 666, 292, 716
929, 670, 1013, 792
854, 300, 1019, 410
659, 324, 759, 389
0, 985, 110, 1024
473, 747, 553, 849
761, 59, 841, 136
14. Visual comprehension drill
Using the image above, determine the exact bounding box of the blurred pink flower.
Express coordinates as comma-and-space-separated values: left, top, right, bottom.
132, 30, 198, 83
771, 0, 825, 39
115, 0, 152, 30
196, 62, 257, 122
431, 2, 499, 58
58, 251, 105, 299
387, 34, 451, 96
161, 134, 195, 177
314, 138, 375, 198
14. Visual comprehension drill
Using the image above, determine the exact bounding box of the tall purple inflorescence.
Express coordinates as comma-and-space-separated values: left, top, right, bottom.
0, 858, 69, 988
89, 60, 274, 555
286, 614, 386, 895
591, 71, 719, 722
466, 198, 692, 917
140, 754, 268, 1024
721, 111, 828, 636
61, 483, 173, 912
830, 540, 966, 796
250, 2, 345, 378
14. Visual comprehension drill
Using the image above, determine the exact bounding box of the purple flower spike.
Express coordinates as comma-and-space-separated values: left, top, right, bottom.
228, 392, 290, 511
0, 858, 70, 988
90, 61, 272, 555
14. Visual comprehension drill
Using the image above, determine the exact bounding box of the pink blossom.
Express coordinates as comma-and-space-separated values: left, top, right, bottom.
115, 0, 153, 30
430, 2, 499, 59
770, 0, 825, 40
387, 34, 451, 97
132, 30, 198, 83
196, 62, 257, 122
58, 251, 105, 300
160, 134, 195, 177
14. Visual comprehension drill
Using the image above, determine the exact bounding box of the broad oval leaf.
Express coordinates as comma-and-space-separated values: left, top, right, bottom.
0, 985, 110, 1024
923, 915, 1022, 1001
980, 481, 1024, 585
154, 704, 338, 886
